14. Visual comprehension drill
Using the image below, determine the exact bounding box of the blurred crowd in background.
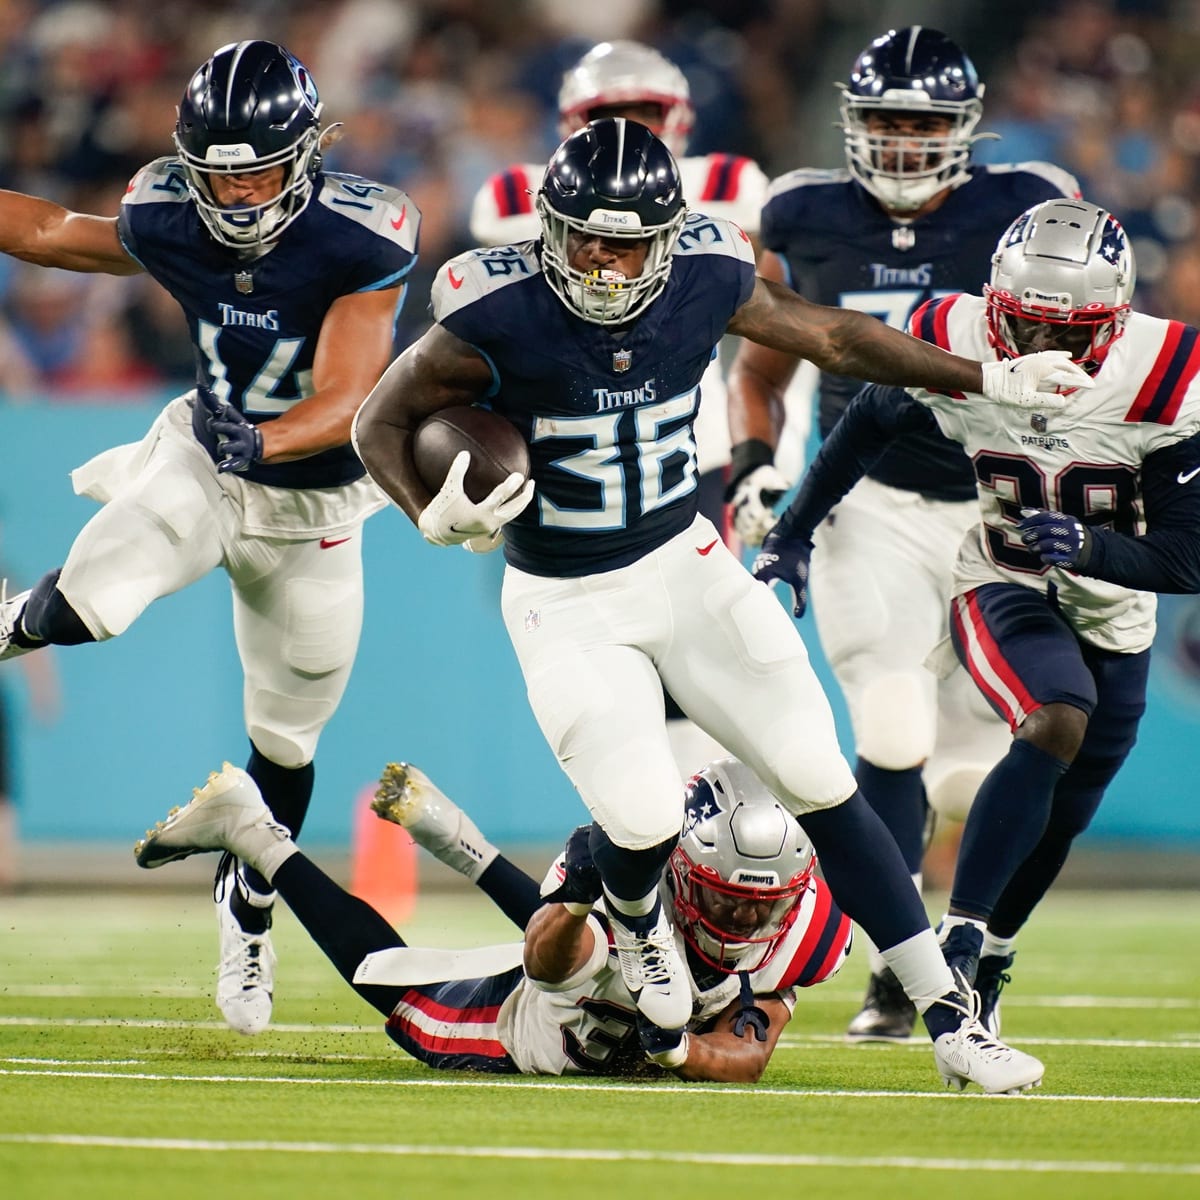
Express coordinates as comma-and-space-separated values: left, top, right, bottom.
3, 0, 1200, 402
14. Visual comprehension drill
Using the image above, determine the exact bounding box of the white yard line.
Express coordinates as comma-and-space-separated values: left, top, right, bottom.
0, 1132, 1197, 1175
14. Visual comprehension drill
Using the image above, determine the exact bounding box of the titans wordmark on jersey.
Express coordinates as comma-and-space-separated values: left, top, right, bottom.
118, 156, 419, 489
761, 161, 1080, 499
433, 213, 756, 576
910, 294, 1200, 653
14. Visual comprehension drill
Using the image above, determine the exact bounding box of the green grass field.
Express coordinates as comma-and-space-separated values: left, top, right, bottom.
2, 883, 1197, 1200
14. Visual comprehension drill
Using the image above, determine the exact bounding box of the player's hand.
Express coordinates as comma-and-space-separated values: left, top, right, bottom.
729, 464, 790, 548
1017, 507, 1093, 568
538, 824, 602, 910
980, 351, 1093, 410
196, 386, 264, 473
636, 1013, 690, 1070
751, 529, 813, 617
418, 450, 535, 547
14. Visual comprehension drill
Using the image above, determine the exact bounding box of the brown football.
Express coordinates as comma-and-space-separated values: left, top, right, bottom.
413, 406, 531, 503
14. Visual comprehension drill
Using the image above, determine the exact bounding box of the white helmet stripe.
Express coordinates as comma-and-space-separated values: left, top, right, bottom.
224, 41, 252, 124
903, 26, 924, 73
615, 117, 626, 175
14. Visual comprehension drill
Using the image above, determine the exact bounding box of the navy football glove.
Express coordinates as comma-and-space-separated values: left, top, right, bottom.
751, 530, 813, 617
1017, 507, 1093, 568
538, 824, 602, 909
197, 387, 264, 474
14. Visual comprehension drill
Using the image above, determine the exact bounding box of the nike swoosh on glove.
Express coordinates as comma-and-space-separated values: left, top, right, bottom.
980, 350, 1094, 410
196, 386, 264, 473
418, 450, 535, 547
751, 530, 813, 617
1017, 507, 1093, 568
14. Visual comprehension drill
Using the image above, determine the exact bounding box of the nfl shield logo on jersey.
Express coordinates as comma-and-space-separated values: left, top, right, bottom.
612, 349, 632, 373
1031, 413, 1048, 433
234, 270, 254, 295
891, 225, 916, 252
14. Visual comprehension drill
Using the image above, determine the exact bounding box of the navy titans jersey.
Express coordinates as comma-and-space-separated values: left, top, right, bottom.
118, 156, 418, 489
762, 162, 1079, 500
433, 214, 757, 576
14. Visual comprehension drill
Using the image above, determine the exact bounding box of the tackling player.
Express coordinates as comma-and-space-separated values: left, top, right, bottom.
136, 757, 850, 1082
726, 26, 1082, 1042
0, 41, 419, 1036
352, 118, 1088, 1092
754, 198, 1200, 1032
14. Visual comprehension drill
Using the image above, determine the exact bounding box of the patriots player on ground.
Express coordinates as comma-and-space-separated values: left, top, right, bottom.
755, 199, 1200, 1033
726, 27, 1081, 1042
470, 38, 782, 779
134, 756, 850, 1081
0, 41, 419, 1035
353, 118, 1088, 1092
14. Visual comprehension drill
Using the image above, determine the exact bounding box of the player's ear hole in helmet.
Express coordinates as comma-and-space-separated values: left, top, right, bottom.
173, 40, 330, 252
557, 40, 694, 157
536, 118, 687, 326
667, 757, 817, 972
985, 199, 1135, 374
837, 26, 991, 213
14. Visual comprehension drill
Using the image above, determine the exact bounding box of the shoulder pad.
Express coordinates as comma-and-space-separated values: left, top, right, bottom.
764, 167, 850, 205
674, 213, 756, 266
432, 242, 541, 320
980, 161, 1081, 200
122, 157, 190, 207
317, 174, 419, 252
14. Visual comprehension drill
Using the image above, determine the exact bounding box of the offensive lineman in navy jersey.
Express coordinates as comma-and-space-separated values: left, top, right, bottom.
726, 27, 1081, 1041
0, 41, 419, 1036
354, 118, 1090, 1093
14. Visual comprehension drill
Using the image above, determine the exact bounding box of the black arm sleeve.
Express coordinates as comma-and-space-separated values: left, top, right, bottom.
1081, 431, 1200, 593
773, 384, 939, 540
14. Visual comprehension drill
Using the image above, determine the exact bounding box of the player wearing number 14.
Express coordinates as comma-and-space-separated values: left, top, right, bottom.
0, 41, 419, 1035
354, 118, 1087, 1091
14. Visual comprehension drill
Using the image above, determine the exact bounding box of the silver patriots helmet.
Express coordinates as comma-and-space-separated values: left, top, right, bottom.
668, 758, 816, 972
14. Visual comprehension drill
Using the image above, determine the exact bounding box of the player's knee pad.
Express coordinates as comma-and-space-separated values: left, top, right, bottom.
244, 714, 316, 772
855, 672, 936, 770
281, 576, 360, 677
924, 762, 990, 824
752, 735, 856, 818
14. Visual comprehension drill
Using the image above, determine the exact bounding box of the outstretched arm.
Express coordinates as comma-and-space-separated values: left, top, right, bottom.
352, 325, 497, 523
728, 276, 1089, 403
670, 994, 792, 1083
0, 190, 140, 274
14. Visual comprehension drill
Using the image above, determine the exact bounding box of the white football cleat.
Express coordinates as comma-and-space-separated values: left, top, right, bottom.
372, 761, 497, 882
931, 985, 1043, 1095
608, 899, 693, 1032
134, 762, 291, 869
0, 584, 33, 662
214, 851, 276, 1037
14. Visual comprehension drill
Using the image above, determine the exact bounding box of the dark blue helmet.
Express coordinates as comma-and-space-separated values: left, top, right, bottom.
536, 117, 686, 325
174, 40, 325, 250
837, 27, 986, 212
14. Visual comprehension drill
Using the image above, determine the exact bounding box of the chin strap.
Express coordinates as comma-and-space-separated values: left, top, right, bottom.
730, 970, 769, 1042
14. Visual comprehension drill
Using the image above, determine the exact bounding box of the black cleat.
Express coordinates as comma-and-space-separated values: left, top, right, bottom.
845, 966, 917, 1042
976, 951, 1015, 1037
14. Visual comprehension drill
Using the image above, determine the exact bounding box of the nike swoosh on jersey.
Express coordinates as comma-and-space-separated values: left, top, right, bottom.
447, 267, 464, 289
697, 538, 720, 556
319, 536, 352, 549
1178, 466, 1200, 485
390, 206, 407, 231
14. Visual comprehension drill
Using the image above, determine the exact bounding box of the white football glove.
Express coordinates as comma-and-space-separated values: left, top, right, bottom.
462, 530, 504, 554
417, 450, 535, 547
980, 350, 1094, 410
729, 464, 791, 548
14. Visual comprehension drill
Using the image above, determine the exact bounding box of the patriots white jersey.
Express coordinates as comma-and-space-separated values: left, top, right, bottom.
497, 878, 849, 1075
909, 296, 1200, 652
